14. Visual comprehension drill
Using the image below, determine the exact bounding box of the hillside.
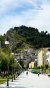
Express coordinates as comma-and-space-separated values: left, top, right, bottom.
2, 25, 50, 52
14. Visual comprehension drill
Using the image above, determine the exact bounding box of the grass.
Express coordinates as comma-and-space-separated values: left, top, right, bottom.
0, 75, 12, 84
0, 76, 7, 84
0, 79, 6, 84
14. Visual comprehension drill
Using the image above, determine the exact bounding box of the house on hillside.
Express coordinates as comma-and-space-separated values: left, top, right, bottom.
29, 59, 37, 68
37, 48, 50, 67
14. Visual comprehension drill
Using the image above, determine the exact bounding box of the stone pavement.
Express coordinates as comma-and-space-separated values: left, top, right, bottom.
0, 71, 50, 88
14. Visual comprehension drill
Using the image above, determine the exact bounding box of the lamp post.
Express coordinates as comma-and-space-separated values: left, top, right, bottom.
5, 41, 9, 86
11, 53, 14, 82
11, 53, 16, 81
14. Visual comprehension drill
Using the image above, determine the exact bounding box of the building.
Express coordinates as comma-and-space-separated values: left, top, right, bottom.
46, 49, 50, 65
29, 62, 35, 68
38, 48, 44, 67
38, 48, 50, 67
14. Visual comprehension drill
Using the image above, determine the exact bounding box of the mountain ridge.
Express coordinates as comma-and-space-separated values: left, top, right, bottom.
1, 25, 50, 52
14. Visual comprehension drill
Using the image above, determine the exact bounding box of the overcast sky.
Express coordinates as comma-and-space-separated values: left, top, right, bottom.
0, 0, 50, 35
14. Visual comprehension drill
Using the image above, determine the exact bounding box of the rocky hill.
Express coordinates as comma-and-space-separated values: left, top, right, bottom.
1, 25, 50, 52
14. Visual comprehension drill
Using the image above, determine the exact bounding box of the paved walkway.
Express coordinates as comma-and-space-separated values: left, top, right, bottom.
0, 71, 50, 88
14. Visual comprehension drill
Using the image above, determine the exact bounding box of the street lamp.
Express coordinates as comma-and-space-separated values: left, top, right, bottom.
5, 40, 9, 86
11, 53, 14, 82
11, 53, 16, 81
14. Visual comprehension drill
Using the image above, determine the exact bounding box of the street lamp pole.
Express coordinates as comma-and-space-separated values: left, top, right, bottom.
11, 53, 16, 81
11, 53, 14, 82
5, 41, 9, 86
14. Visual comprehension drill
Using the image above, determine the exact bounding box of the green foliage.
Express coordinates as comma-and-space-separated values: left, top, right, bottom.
0, 77, 6, 84
0, 35, 5, 47
0, 49, 22, 75
32, 68, 40, 74
44, 64, 49, 69
18, 60, 29, 70
24, 61, 29, 69
18, 60, 24, 69
3, 25, 50, 52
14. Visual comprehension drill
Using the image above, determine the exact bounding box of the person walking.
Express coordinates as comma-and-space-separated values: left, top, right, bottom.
38, 73, 39, 76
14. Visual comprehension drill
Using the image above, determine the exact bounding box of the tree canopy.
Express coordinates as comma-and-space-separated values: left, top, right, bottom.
3, 25, 50, 52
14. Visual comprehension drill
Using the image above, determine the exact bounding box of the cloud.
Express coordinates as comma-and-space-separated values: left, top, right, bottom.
24, 2, 50, 33
0, 0, 50, 35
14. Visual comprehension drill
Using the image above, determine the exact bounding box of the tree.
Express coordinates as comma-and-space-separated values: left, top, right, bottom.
44, 64, 49, 70
0, 52, 8, 74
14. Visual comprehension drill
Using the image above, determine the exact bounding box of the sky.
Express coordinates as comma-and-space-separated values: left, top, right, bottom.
0, 0, 50, 35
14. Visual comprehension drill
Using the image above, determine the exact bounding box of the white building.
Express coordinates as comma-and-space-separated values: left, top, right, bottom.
46, 51, 50, 65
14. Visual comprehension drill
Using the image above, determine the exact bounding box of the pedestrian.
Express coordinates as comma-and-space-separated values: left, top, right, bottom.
38, 73, 39, 76
26, 71, 28, 75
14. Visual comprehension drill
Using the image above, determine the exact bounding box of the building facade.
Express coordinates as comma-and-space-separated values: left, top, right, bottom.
38, 48, 50, 67
38, 49, 44, 67
46, 50, 50, 65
